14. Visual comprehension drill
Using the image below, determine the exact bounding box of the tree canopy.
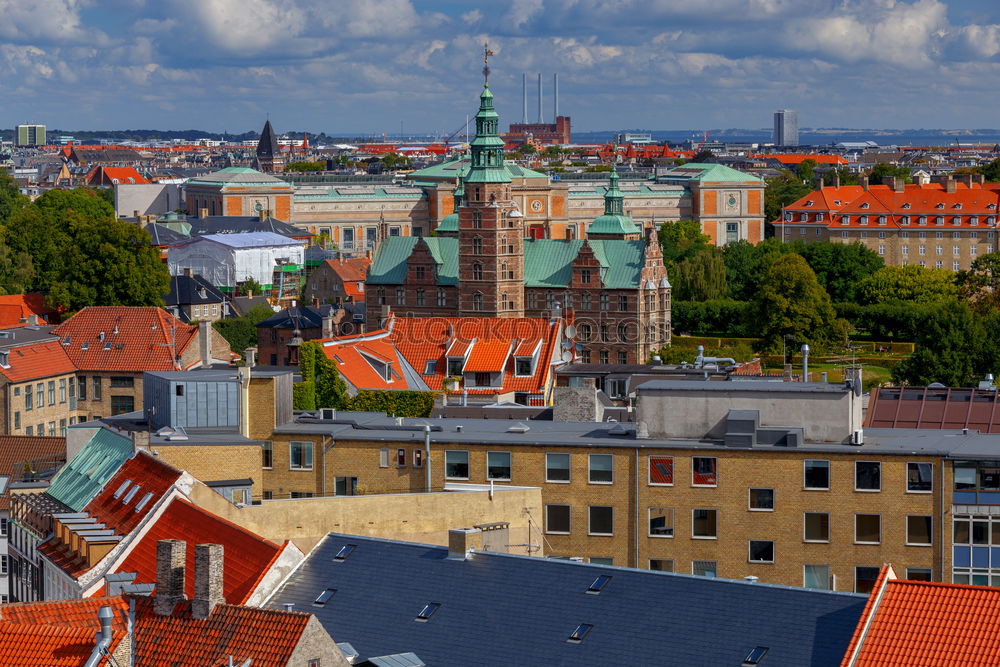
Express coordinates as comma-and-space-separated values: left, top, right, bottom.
858, 265, 957, 305
658, 220, 711, 266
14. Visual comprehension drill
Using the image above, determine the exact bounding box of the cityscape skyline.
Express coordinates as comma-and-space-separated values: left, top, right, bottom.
3, 1, 1000, 134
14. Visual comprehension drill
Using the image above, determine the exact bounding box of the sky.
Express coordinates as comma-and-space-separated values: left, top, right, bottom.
4, 0, 1000, 135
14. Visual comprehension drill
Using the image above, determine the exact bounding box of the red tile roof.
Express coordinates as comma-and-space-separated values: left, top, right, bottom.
0, 339, 77, 383
842, 565, 1000, 666
766, 153, 848, 165
51, 307, 198, 371
0, 436, 66, 511
463, 339, 512, 373
88, 166, 152, 186
1, 596, 129, 635
0, 596, 129, 666
324, 335, 410, 391
95, 497, 282, 604
0, 294, 57, 328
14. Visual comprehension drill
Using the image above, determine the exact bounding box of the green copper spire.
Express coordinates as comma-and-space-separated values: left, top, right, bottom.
588, 166, 640, 237
604, 167, 624, 216
465, 43, 510, 184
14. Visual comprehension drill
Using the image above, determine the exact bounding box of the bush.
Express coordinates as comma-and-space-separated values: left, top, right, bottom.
348, 390, 436, 418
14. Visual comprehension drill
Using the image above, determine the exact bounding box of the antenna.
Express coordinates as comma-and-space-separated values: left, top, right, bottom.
553, 73, 559, 122
537, 73, 543, 123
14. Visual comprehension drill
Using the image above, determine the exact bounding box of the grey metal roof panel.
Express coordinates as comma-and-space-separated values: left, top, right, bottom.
268, 534, 866, 667
639, 379, 851, 394
363, 653, 425, 667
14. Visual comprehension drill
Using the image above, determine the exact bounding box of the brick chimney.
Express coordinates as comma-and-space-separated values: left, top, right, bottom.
154, 539, 187, 616
946, 177, 957, 193
192, 543, 225, 620
892, 176, 904, 193
860, 175, 869, 191
832, 171, 841, 188
198, 320, 212, 367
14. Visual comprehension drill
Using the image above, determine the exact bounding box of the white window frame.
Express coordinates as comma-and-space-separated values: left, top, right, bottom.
545, 504, 571, 535
444, 450, 470, 480
588, 454, 613, 485
647, 455, 674, 486
289, 441, 314, 471
803, 459, 830, 490
803, 512, 830, 543
486, 451, 512, 482
748, 540, 774, 564
855, 460, 882, 492
905, 515, 933, 546
854, 513, 881, 545
648, 507, 675, 538
906, 462, 933, 493
691, 508, 718, 540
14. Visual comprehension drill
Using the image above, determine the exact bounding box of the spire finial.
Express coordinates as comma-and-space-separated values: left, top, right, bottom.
483, 42, 494, 85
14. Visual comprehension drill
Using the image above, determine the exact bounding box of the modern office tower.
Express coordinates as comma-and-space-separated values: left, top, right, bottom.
15, 124, 46, 147
773, 110, 798, 147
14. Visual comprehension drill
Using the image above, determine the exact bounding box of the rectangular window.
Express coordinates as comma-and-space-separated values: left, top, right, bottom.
13, 412, 19, 430
413, 449, 423, 468
335, 477, 357, 496
24, 388, 31, 411
600, 294, 609, 311
58, 379, 66, 403
0, 518, 6, 537
379, 448, 389, 468
648, 455, 673, 485
692, 508, 717, 539
78, 376, 86, 400
804, 460, 830, 490
546, 453, 570, 482
110, 396, 134, 415
290, 441, 314, 470
649, 559, 673, 572
748, 540, 774, 563
692, 560, 717, 577
59, 419, 66, 436
749, 488, 774, 511
110, 376, 134, 388
25, 426, 32, 435
856, 461, 881, 491
0, 555, 7, 575
804, 564, 831, 590
588, 454, 613, 484
856, 566, 881, 594
804, 512, 830, 542
35, 384, 43, 407
855, 514, 881, 544
907, 462, 932, 492
396, 448, 407, 467
445, 450, 469, 479
648, 507, 674, 537
589, 506, 614, 536
262, 441, 273, 469
47, 381, 54, 405
906, 568, 932, 581
906, 515, 932, 546
692, 457, 717, 486
92, 377, 102, 401
546, 505, 570, 534
47, 421, 55, 435
487, 451, 512, 481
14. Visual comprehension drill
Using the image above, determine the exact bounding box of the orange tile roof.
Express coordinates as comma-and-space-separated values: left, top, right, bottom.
1, 596, 129, 635
324, 335, 409, 391
766, 153, 848, 165
0, 596, 129, 666
94, 497, 281, 604
51, 307, 198, 372
0, 294, 57, 327
463, 339, 512, 372
843, 564, 1000, 666
324, 257, 370, 283
0, 436, 66, 511
0, 339, 77, 383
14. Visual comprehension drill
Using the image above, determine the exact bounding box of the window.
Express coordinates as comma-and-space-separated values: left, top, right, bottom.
744, 647, 769, 665
580, 268, 591, 284
514, 357, 533, 375
749, 488, 774, 511
335, 477, 357, 496
906, 568, 932, 581
415, 289, 425, 306
290, 441, 314, 470
445, 451, 469, 479
586, 575, 612, 594
907, 462, 932, 492
600, 294, 609, 311
546, 453, 570, 482
649, 559, 673, 572
0, 518, 6, 537
546, 504, 570, 534
25, 426, 31, 435
692, 457, 717, 486
437, 289, 447, 307
110, 396, 134, 415
413, 449, 423, 468
804, 512, 830, 542
855, 514, 881, 544
589, 454, 613, 483
567, 624, 592, 643
58, 379, 66, 403
747, 540, 774, 564
804, 564, 831, 590
416, 602, 440, 621
395, 448, 406, 467
415, 266, 425, 280
313, 589, 336, 606
856, 566, 881, 594
648, 507, 674, 537
24, 387, 31, 411
473, 293, 483, 311
0, 555, 7, 575
395, 287, 405, 305
35, 384, 43, 407
907, 515, 932, 545
379, 448, 389, 468
692, 560, 717, 577
92, 377, 102, 401
804, 460, 829, 490
47, 421, 55, 435
692, 508, 717, 539
648, 455, 673, 485
47, 381, 54, 405
856, 461, 881, 491
487, 451, 511, 481
589, 506, 613, 535
110, 376, 134, 388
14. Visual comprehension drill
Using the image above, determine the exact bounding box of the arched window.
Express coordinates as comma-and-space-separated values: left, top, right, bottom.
473, 237, 483, 254
473, 293, 483, 311
473, 263, 483, 280
500, 292, 508, 310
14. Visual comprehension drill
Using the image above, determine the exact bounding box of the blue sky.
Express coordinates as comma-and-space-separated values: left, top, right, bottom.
3, 0, 1000, 135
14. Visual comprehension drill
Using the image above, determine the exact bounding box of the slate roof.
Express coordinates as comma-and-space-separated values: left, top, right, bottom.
257, 304, 336, 331
0, 436, 66, 511
146, 223, 190, 247
164, 274, 226, 308
257, 121, 281, 159
45, 428, 134, 511
268, 533, 867, 667
188, 215, 311, 239
230, 295, 273, 317
51, 307, 198, 372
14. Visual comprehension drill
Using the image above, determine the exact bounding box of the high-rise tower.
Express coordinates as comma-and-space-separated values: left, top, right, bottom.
458, 46, 524, 317
773, 110, 799, 147
255, 119, 284, 173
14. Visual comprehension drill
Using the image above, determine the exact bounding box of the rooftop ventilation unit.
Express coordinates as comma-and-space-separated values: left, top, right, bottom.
506, 423, 530, 434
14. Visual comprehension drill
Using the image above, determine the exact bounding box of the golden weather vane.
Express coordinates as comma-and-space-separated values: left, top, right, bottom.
483, 42, 494, 84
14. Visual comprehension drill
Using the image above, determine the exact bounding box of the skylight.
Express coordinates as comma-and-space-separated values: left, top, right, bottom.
313, 588, 336, 606
586, 575, 612, 594
416, 602, 440, 621
568, 624, 593, 643
113, 480, 132, 499
134, 492, 154, 513
333, 544, 356, 561
743, 646, 769, 665
122, 485, 141, 504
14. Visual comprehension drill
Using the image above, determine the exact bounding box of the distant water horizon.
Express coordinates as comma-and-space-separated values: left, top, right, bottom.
572, 128, 1000, 148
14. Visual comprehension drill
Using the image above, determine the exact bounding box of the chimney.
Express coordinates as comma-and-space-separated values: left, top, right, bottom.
244, 347, 257, 368
133, 209, 140, 219
133, 430, 151, 451
258, 208, 266, 222
322, 315, 334, 339
860, 175, 869, 191
154, 539, 187, 616
833, 171, 840, 188
199, 207, 208, 219
198, 320, 212, 367
448, 527, 483, 560
192, 543, 225, 620
184, 267, 193, 277
86, 606, 114, 666
816, 176, 824, 190
892, 176, 904, 193
946, 177, 957, 193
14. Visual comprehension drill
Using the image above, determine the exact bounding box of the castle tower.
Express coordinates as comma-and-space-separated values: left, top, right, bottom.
458, 47, 524, 317
255, 120, 284, 173
586, 167, 641, 241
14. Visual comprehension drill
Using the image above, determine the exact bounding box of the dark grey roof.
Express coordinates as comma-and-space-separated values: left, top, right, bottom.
229, 295, 272, 316
268, 534, 866, 667
257, 305, 335, 330
0, 326, 58, 349
257, 120, 280, 159
205, 478, 253, 488
189, 216, 311, 239
146, 223, 190, 246
164, 274, 226, 307
639, 379, 852, 394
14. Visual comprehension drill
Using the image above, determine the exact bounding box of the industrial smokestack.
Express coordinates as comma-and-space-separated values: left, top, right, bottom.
553, 73, 559, 122
537, 73, 543, 123
522, 73, 527, 124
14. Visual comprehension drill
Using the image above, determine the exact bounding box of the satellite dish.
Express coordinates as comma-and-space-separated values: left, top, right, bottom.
561, 350, 574, 363
564, 324, 577, 339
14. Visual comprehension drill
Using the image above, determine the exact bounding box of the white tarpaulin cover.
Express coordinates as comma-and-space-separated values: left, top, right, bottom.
167, 232, 305, 288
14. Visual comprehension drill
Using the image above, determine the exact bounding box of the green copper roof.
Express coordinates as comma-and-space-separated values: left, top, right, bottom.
658, 163, 763, 183
408, 158, 547, 182
186, 166, 292, 188
368, 236, 459, 285
436, 213, 458, 233
47, 428, 134, 511
588, 214, 641, 236
523, 239, 647, 289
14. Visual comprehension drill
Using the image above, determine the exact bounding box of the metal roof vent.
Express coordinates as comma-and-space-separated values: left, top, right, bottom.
608, 423, 629, 436
506, 423, 530, 434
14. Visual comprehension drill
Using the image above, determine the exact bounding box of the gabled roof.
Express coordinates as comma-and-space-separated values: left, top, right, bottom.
842, 565, 1000, 666
51, 307, 198, 372
257, 304, 335, 331
86, 166, 152, 185
367, 237, 459, 286
0, 294, 58, 327
0, 436, 66, 511
269, 533, 866, 667
0, 596, 129, 666
324, 257, 371, 283
322, 332, 425, 392
463, 339, 511, 373
46, 429, 134, 511
0, 338, 76, 383
185, 232, 303, 249
658, 162, 763, 183
164, 274, 226, 308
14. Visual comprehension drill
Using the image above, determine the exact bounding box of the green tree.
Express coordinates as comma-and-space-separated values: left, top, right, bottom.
858, 265, 957, 305
0, 169, 27, 224
381, 153, 412, 170
672, 248, 728, 301
957, 251, 1000, 313
797, 241, 883, 303
689, 149, 715, 163
238, 277, 262, 297
212, 303, 275, 355
315, 347, 349, 410
658, 220, 711, 266
34, 187, 115, 222
830, 167, 859, 186
285, 161, 325, 172
867, 163, 911, 185
975, 158, 1000, 182
892, 301, 984, 386
764, 171, 812, 233
753, 253, 847, 353
519, 143, 537, 155
794, 159, 817, 183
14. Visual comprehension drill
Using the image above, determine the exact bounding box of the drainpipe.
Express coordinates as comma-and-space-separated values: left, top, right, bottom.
424, 425, 432, 493
83, 606, 114, 667
322, 434, 335, 497
941, 459, 946, 582
634, 447, 640, 569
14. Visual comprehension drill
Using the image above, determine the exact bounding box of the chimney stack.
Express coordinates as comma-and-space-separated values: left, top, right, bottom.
946, 177, 957, 193
448, 527, 483, 560
258, 208, 266, 222
199, 207, 208, 219
892, 176, 905, 193
184, 267, 193, 277
192, 543, 225, 620
522, 73, 527, 124
154, 539, 187, 616
133, 209, 140, 219
833, 171, 840, 188
244, 347, 257, 368
860, 175, 869, 191
322, 314, 334, 339
198, 320, 212, 367
553, 73, 559, 122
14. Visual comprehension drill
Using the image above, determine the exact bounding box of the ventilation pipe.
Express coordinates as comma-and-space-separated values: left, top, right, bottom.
801, 344, 810, 382
83, 606, 114, 667
424, 424, 432, 493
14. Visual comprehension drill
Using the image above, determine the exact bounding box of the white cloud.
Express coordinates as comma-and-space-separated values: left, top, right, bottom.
0, 0, 102, 44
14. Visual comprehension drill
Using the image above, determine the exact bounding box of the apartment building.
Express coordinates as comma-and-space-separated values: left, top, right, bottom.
0, 327, 80, 436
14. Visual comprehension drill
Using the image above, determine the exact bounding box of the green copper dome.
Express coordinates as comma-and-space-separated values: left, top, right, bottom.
588, 168, 640, 236
436, 212, 459, 233
465, 84, 510, 184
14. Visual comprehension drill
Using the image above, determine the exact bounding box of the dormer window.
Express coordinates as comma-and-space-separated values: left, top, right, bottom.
936, 216, 944, 225
841, 215, 850, 225
514, 357, 534, 376
989, 204, 997, 210
878, 216, 887, 225
447, 358, 464, 376
814, 213, 822, 222
580, 269, 592, 284
0, 350, 8, 369
860, 202, 870, 209
971, 216, 979, 225
859, 216, 868, 225
953, 216, 963, 226
834, 200, 842, 205
919, 216, 927, 225
902, 203, 911, 209
805, 200, 814, 206
784, 212, 792, 221
799, 213, 808, 222
936, 203, 945, 209
954, 203, 963, 209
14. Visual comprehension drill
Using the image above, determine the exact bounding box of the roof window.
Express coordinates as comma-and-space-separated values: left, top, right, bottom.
416, 602, 440, 621
313, 588, 336, 606
333, 544, 356, 561
134, 492, 154, 513
567, 624, 593, 643
805, 200, 814, 206
423, 360, 437, 375
936, 203, 945, 209
902, 203, 911, 209
81, 342, 89, 350
586, 575, 612, 594
860, 202, 869, 209
122, 485, 141, 504
113, 480, 132, 499
954, 203, 963, 209
743, 646, 769, 665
